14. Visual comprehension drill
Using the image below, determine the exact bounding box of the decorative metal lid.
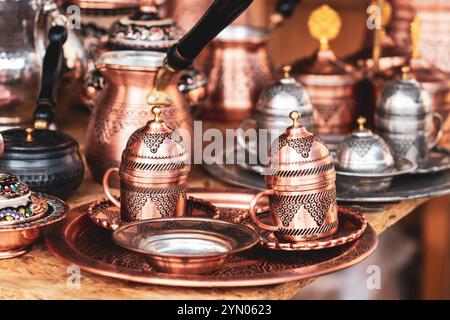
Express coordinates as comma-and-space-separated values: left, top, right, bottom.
378, 66, 432, 117
336, 117, 394, 174
107, 0, 182, 51
266, 111, 335, 189
255, 66, 314, 124
0, 173, 31, 201
0, 128, 79, 160
292, 4, 358, 83
345, 0, 407, 72
120, 106, 190, 181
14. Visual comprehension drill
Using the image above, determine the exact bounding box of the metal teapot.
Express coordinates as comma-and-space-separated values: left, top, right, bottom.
0, 0, 85, 130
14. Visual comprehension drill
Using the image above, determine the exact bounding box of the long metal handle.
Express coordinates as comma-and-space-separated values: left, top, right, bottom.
33, 25, 67, 129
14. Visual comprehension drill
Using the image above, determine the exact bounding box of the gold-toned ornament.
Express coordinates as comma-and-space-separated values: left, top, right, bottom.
308, 5, 341, 51
411, 15, 421, 59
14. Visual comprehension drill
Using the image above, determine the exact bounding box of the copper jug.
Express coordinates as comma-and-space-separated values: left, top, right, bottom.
103, 106, 190, 222
86, 0, 256, 183
198, 0, 302, 121
292, 5, 360, 148
85, 50, 193, 183
248, 111, 338, 243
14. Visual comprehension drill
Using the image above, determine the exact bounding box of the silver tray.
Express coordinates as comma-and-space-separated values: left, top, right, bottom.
204, 145, 450, 204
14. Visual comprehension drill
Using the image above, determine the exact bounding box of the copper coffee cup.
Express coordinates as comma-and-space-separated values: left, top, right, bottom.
249, 186, 338, 243
102, 106, 190, 223
248, 111, 338, 243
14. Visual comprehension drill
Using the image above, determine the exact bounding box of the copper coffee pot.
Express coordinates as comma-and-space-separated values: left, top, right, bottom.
248, 111, 338, 243
198, 0, 302, 121
292, 5, 360, 149
103, 106, 190, 222
86, 0, 255, 183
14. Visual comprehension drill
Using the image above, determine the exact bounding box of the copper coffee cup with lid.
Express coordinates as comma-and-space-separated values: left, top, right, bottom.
103, 105, 190, 223
249, 111, 338, 243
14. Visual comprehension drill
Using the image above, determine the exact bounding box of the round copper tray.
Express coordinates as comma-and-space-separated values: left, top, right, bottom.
45, 189, 377, 288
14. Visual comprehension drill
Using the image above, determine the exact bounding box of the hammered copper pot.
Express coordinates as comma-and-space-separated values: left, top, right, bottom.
85, 51, 193, 183
199, 25, 275, 121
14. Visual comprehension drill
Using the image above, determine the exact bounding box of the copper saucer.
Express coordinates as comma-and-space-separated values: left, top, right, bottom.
88, 196, 220, 231
242, 207, 367, 251
45, 189, 378, 288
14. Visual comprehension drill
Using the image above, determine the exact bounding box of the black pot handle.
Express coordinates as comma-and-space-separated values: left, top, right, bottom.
166, 0, 253, 71
33, 25, 68, 129
270, 0, 302, 29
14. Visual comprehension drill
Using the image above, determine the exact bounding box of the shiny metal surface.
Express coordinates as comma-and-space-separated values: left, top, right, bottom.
85, 50, 193, 183
337, 117, 395, 174
45, 190, 377, 287
102, 106, 190, 223
203, 144, 450, 203
255, 65, 314, 132
375, 67, 444, 165
248, 112, 338, 242
112, 217, 259, 274
199, 24, 275, 121
0, 192, 67, 259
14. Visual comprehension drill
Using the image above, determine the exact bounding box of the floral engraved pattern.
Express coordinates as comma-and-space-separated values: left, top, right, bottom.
269, 188, 336, 227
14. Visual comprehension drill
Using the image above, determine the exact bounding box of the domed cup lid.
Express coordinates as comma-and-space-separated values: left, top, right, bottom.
336, 117, 395, 174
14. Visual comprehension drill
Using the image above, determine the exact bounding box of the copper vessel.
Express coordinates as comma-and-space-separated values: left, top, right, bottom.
292, 5, 359, 147
103, 106, 190, 223
249, 111, 338, 243
85, 51, 193, 183
388, 0, 450, 73
112, 217, 258, 274
198, 1, 302, 121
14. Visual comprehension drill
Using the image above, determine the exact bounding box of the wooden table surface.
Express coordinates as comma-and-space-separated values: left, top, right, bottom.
0, 106, 426, 300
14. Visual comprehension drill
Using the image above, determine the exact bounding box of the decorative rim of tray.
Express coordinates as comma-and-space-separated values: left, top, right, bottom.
45, 189, 377, 288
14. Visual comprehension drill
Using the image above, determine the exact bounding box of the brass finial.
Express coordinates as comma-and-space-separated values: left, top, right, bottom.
283, 65, 292, 78
25, 128, 34, 143
289, 111, 302, 128
401, 66, 411, 80
357, 117, 367, 131
152, 106, 162, 122
371, 0, 392, 72
308, 5, 341, 51
411, 15, 421, 59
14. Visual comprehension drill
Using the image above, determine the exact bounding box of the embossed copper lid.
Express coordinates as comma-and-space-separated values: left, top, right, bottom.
266, 112, 335, 190
120, 106, 190, 183
107, 0, 182, 51
336, 117, 394, 174
255, 66, 314, 128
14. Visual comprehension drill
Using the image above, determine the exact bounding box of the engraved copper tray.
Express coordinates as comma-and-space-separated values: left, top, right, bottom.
45, 189, 377, 288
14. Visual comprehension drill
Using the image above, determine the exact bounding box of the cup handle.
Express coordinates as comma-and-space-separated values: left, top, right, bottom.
237, 119, 257, 152
102, 168, 121, 207
429, 112, 444, 149
249, 190, 278, 232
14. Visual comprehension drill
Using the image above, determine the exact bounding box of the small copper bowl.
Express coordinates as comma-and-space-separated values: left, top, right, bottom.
0, 193, 68, 259
112, 217, 259, 275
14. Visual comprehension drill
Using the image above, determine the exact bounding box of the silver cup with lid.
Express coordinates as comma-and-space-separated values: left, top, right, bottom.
375, 66, 443, 166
